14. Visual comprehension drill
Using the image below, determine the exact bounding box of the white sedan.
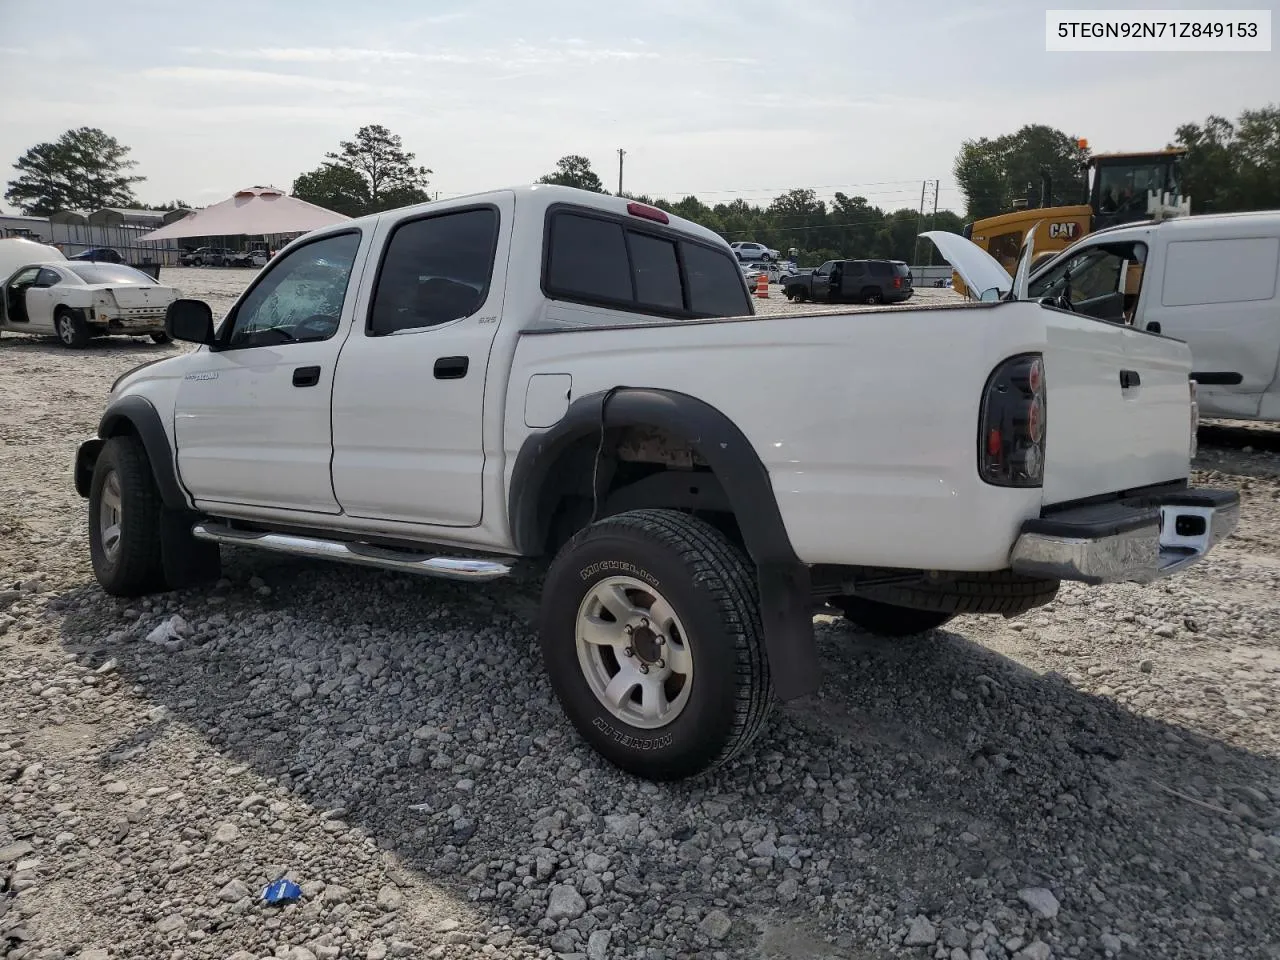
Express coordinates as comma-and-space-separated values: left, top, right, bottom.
1, 261, 180, 348
741, 260, 794, 284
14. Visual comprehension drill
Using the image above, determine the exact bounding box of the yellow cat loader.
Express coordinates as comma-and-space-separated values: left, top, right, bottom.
953, 145, 1190, 296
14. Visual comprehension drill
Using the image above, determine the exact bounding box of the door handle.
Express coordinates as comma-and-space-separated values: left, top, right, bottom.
292, 365, 321, 387
1119, 369, 1141, 389
434, 356, 469, 380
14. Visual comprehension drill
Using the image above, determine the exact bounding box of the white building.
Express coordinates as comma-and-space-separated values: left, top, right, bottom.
0, 207, 189, 265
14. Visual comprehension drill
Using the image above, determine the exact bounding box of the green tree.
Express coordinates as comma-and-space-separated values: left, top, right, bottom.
325, 124, 431, 212
4, 127, 145, 215
829, 192, 886, 256
292, 163, 370, 217
1175, 104, 1280, 213
538, 155, 607, 193
150, 200, 195, 212
953, 124, 1089, 221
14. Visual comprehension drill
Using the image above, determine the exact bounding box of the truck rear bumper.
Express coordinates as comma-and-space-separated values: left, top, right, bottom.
1009, 486, 1239, 585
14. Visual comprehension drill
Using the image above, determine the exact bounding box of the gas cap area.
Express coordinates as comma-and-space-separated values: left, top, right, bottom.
524, 373, 573, 428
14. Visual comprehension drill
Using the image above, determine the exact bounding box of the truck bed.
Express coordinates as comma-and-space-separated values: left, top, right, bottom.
509, 298, 1193, 571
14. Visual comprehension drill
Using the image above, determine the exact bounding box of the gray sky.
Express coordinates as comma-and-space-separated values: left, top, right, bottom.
0, 0, 1274, 215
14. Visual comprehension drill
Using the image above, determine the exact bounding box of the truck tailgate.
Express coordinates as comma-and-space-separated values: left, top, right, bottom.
1041, 312, 1192, 505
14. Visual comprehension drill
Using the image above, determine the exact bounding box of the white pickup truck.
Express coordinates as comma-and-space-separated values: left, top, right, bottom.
74, 185, 1239, 781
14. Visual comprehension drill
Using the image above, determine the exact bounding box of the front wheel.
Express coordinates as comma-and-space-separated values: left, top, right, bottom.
88, 435, 166, 596
55, 308, 91, 349
539, 509, 773, 781
829, 595, 952, 636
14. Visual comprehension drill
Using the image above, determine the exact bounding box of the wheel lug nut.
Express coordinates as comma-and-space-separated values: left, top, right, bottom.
639, 664, 649, 674
655, 658, 665, 669
623, 647, 634, 658
640, 617, 649, 628
656, 635, 665, 646
624, 624, 634, 635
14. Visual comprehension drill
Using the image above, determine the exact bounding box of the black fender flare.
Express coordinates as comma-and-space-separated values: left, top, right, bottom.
509, 387, 820, 700
76, 395, 190, 510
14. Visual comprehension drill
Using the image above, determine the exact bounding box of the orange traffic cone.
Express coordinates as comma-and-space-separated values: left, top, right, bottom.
755, 272, 769, 298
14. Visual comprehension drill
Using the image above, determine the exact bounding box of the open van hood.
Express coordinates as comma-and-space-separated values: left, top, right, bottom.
921, 230, 1013, 300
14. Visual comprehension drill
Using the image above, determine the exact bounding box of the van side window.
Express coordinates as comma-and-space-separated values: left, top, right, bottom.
1161, 238, 1280, 307
1030, 246, 1128, 303
369, 207, 498, 335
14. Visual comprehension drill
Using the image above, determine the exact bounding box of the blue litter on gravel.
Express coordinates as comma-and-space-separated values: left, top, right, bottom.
261, 878, 303, 904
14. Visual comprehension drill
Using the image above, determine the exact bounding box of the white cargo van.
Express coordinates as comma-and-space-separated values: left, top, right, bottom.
931, 212, 1280, 422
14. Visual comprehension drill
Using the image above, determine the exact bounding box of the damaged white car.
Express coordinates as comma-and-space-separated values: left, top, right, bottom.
1, 255, 179, 348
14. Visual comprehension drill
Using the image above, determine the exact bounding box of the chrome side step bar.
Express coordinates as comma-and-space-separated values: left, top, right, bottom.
191, 522, 513, 582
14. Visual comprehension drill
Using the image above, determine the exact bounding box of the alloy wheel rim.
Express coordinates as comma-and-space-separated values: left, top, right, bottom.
575, 575, 694, 729
98, 470, 123, 561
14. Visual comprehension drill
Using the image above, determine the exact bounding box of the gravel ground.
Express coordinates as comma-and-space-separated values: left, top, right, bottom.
2, 268, 1280, 960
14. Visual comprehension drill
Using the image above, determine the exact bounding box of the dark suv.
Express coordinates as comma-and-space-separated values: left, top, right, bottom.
783, 259, 914, 304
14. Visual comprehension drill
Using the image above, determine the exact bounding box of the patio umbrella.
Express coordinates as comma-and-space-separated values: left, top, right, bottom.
135, 186, 350, 242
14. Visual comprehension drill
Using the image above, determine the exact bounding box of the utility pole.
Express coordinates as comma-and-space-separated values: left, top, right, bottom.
617, 148, 626, 196
912, 179, 929, 267
928, 180, 939, 267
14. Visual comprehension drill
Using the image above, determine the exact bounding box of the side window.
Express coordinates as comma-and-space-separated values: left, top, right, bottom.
815, 261, 834, 276
35, 268, 62, 287
544, 209, 750, 319
1030, 247, 1123, 303
546, 213, 632, 303
629, 233, 682, 310
868, 262, 891, 279
1162, 237, 1280, 307
369, 208, 498, 335
846, 263, 866, 279
226, 231, 361, 349
680, 241, 751, 316
1071, 251, 1124, 302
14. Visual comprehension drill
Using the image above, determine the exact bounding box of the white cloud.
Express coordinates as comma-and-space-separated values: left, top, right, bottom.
142, 66, 389, 94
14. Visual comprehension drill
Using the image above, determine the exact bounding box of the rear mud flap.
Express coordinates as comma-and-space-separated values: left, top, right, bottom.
757, 561, 821, 701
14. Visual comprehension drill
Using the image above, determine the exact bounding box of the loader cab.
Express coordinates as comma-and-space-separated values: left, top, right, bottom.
1088, 150, 1186, 231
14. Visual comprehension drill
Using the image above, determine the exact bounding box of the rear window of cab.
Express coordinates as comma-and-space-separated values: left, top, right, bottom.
543, 207, 751, 319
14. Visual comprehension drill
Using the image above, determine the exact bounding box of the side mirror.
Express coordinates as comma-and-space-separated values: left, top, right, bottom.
165, 298, 215, 345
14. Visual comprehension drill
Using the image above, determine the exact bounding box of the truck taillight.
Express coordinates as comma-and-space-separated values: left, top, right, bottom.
1189, 378, 1199, 459
978, 353, 1046, 487
893, 277, 902, 288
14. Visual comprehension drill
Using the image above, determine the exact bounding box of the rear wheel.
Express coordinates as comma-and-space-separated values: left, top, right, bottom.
540, 509, 773, 781
861, 287, 882, 305
150, 332, 171, 345
829, 595, 952, 636
55, 308, 91, 349
88, 435, 166, 596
